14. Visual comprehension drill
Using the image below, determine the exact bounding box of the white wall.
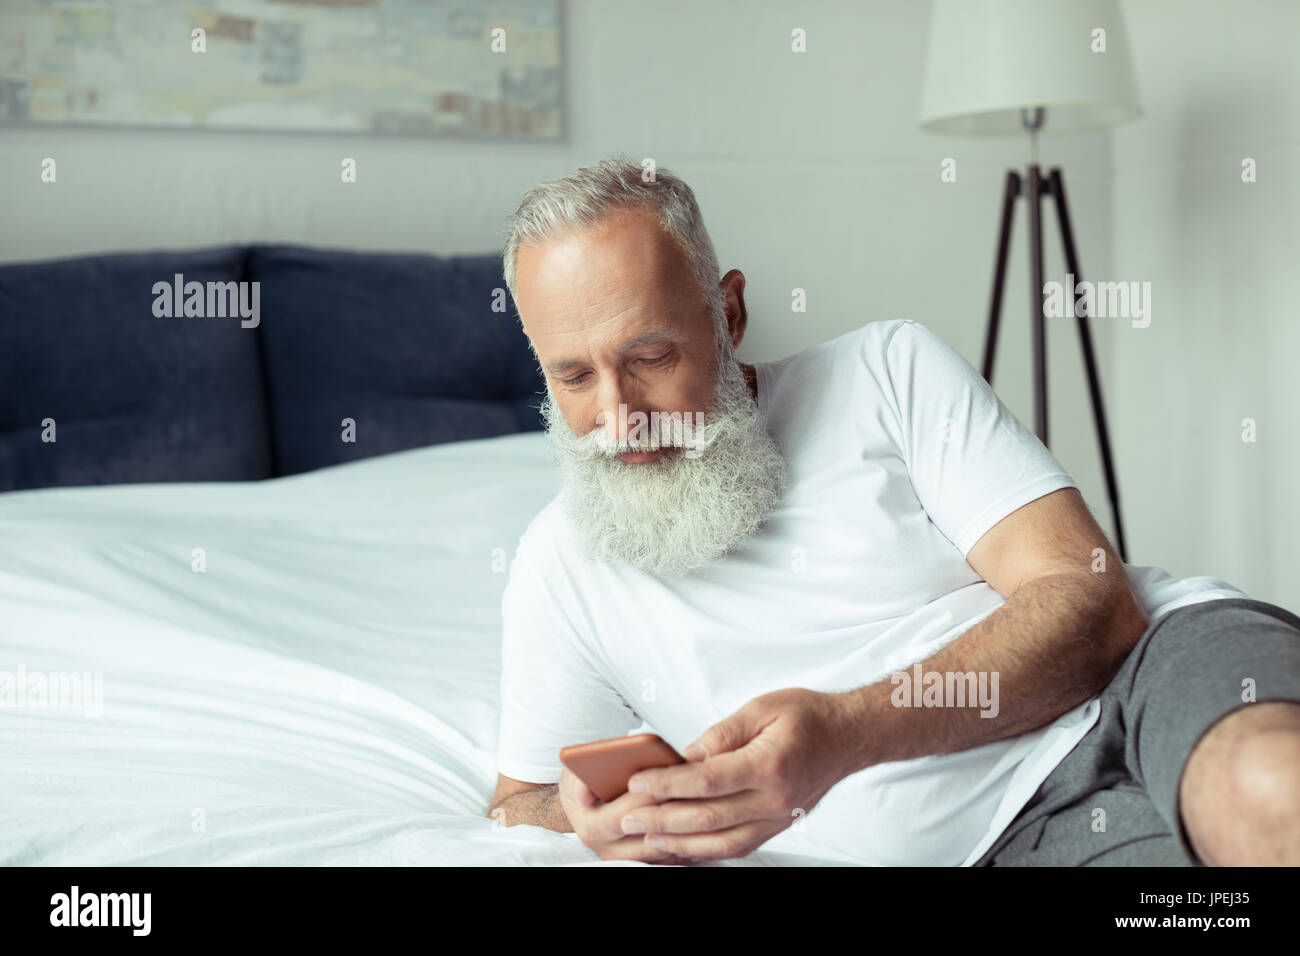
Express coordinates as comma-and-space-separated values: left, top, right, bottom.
1112, 0, 1298, 609
9, 1, 1286, 607
0, 2, 1108, 475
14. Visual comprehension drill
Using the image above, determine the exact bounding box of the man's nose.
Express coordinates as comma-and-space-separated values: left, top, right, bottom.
596, 374, 646, 441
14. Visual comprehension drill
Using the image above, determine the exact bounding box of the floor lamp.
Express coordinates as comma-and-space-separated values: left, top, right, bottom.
918, 0, 1144, 562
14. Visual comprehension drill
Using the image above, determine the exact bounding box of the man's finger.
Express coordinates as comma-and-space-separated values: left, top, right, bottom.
683, 704, 763, 762
558, 767, 597, 808
627, 749, 754, 800
643, 821, 775, 862
620, 790, 766, 836
596, 833, 688, 864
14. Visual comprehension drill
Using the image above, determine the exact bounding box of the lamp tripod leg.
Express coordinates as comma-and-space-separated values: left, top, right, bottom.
1047, 167, 1129, 562
982, 171, 1020, 385
1028, 164, 1049, 446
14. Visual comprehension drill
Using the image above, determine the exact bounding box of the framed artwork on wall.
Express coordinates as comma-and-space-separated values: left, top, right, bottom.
0, 0, 564, 140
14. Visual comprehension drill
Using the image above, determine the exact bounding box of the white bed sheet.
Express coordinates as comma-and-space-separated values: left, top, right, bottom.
0, 432, 853, 866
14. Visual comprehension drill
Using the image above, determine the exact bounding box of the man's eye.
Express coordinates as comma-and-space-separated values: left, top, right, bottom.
558, 352, 670, 387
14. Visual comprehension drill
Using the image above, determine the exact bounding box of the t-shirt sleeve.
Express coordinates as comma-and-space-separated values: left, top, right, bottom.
879, 319, 1079, 558
495, 536, 639, 784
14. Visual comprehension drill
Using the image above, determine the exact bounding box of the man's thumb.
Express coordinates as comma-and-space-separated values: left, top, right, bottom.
683, 709, 753, 761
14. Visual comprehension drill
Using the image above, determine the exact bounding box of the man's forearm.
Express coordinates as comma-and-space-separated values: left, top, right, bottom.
832, 571, 1150, 775
489, 785, 574, 833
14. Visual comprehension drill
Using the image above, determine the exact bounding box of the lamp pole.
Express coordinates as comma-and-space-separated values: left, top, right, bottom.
980, 107, 1129, 561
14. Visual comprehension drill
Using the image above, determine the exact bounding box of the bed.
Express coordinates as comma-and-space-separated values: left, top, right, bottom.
0, 430, 854, 866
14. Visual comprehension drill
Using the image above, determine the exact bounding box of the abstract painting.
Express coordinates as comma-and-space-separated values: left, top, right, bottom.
0, 0, 563, 139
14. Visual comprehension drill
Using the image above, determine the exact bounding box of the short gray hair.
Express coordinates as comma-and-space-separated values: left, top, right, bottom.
503, 154, 728, 345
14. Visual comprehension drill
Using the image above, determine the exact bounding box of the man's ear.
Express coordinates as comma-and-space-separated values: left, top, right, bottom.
720, 269, 748, 348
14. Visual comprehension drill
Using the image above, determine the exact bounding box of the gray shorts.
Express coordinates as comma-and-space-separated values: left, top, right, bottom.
972, 596, 1300, 866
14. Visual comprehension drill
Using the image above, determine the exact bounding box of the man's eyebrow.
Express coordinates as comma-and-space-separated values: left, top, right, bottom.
543, 328, 678, 375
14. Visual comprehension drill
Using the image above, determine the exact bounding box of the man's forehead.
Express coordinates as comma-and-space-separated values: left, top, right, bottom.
517, 215, 701, 355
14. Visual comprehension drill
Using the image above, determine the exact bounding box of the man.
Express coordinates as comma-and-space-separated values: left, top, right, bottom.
487, 155, 1300, 866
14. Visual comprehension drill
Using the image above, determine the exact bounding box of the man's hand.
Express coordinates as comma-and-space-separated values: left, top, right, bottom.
557, 764, 693, 865
617, 688, 854, 861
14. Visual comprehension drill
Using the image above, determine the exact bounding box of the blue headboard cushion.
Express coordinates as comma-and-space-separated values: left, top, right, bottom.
0, 246, 272, 492
245, 244, 545, 476
0, 244, 547, 492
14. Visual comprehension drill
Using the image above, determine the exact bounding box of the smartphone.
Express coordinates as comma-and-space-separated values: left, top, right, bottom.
559, 733, 686, 803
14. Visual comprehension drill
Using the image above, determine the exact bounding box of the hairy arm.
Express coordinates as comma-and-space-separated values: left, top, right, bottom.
833, 488, 1150, 774
488, 782, 574, 833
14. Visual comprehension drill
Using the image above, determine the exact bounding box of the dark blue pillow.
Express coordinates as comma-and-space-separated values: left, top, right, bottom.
0, 247, 272, 491
248, 244, 545, 476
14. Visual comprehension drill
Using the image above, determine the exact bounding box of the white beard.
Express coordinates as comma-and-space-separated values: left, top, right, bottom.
540, 331, 789, 578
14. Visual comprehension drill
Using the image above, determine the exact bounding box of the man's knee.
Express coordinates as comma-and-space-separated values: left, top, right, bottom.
1181, 700, 1300, 865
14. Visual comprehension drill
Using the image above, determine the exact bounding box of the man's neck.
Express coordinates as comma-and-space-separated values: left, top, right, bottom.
742, 362, 757, 403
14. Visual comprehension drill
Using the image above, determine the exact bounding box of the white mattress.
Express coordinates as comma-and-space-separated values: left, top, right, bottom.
0, 432, 850, 866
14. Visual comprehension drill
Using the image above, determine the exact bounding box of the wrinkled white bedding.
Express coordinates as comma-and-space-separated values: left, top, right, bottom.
0, 432, 852, 866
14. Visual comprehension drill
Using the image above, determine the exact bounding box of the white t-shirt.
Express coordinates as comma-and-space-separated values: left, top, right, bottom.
496, 318, 1247, 866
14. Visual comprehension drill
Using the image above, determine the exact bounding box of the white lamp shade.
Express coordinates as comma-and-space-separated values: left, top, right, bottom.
919, 0, 1143, 136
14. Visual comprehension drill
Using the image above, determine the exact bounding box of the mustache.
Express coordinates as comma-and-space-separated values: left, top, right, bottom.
555, 411, 718, 461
